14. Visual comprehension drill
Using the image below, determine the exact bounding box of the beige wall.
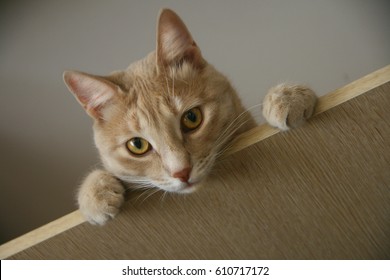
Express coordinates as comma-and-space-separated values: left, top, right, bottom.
1, 0, 389, 244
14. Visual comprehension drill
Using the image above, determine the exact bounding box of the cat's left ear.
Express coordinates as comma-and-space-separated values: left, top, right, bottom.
63, 71, 119, 120
156, 9, 204, 70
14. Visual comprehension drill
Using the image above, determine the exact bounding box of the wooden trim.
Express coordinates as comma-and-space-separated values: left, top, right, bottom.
1, 64, 389, 259
0, 211, 84, 259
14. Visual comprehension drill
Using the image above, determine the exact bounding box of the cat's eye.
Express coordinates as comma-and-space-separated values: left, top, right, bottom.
126, 137, 151, 156
181, 107, 203, 132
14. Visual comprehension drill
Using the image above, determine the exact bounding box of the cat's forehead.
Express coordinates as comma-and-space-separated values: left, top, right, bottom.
119, 58, 212, 134
126, 90, 183, 133
126, 68, 204, 115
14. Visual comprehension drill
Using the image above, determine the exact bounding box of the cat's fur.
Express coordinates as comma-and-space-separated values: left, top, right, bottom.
63, 9, 317, 225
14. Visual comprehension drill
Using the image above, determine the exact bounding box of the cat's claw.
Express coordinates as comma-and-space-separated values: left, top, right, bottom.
77, 169, 125, 225
262, 83, 317, 130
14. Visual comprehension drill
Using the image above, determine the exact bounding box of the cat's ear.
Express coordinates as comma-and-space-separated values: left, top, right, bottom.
156, 9, 204, 70
63, 71, 119, 120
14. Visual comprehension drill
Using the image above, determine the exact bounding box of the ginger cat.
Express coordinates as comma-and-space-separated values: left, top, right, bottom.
63, 9, 316, 224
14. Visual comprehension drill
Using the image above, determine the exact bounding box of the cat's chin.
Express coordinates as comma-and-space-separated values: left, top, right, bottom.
160, 181, 201, 194
176, 183, 200, 194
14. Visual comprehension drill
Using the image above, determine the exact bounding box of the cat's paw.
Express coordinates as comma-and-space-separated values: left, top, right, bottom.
77, 169, 125, 225
262, 83, 317, 130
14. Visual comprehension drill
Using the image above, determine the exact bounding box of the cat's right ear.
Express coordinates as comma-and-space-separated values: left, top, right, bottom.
156, 9, 204, 70
63, 71, 119, 120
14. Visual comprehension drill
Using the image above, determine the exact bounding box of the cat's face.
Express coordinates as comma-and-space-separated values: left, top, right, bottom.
64, 9, 252, 193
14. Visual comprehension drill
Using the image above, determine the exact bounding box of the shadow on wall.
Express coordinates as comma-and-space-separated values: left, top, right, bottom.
0, 79, 99, 244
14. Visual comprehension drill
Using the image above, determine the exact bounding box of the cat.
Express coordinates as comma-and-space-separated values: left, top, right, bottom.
63, 9, 317, 225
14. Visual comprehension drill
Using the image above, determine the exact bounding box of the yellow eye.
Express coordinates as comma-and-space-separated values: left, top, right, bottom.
181, 107, 203, 132
126, 137, 151, 156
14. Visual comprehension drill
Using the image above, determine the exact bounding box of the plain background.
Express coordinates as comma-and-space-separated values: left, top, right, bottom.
1, 0, 389, 244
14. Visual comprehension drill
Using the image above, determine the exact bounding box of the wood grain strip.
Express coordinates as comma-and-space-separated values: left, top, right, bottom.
0, 211, 84, 259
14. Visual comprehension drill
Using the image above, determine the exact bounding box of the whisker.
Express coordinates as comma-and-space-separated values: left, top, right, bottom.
215, 118, 251, 157
214, 103, 264, 157
216, 114, 250, 147
214, 114, 250, 153
171, 67, 176, 97
214, 108, 250, 146
160, 190, 170, 204
140, 187, 161, 204
127, 183, 152, 191
132, 186, 155, 203
161, 64, 174, 97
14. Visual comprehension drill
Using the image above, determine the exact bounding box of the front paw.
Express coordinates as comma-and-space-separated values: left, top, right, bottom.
77, 169, 125, 225
262, 83, 317, 130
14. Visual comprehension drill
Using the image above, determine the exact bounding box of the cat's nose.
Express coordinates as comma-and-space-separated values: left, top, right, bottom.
172, 167, 192, 183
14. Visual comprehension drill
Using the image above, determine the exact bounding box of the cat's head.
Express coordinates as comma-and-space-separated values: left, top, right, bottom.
63, 9, 250, 193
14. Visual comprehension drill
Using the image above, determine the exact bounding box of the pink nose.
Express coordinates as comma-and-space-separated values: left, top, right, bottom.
172, 167, 192, 183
